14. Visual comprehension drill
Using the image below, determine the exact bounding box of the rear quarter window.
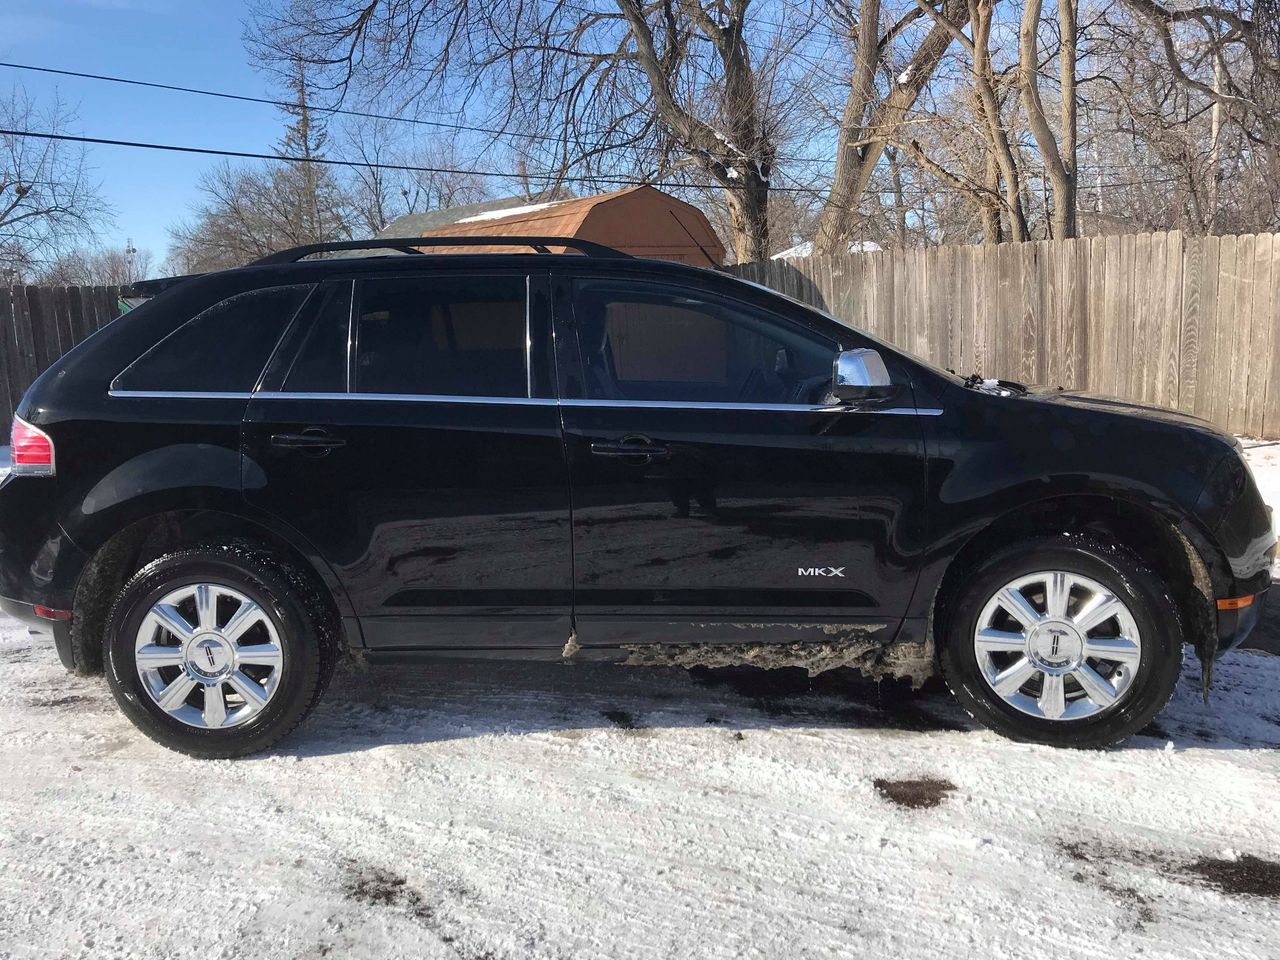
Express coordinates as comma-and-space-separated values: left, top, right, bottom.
112, 284, 314, 393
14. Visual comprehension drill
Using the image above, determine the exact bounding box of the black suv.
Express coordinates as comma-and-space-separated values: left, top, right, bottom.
1, 237, 1272, 757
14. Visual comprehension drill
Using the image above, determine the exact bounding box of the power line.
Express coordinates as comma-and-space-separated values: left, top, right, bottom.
0, 60, 570, 146
0, 126, 822, 194
0, 127, 1184, 203
0, 58, 857, 165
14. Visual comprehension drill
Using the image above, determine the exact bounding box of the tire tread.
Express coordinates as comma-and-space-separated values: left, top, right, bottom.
939, 531, 1182, 749
104, 540, 338, 759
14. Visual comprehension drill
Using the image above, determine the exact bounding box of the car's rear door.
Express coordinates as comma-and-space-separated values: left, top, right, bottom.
553, 270, 930, 649
242, 267, 572, 650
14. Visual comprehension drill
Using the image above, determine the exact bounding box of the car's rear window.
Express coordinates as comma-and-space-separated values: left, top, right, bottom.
352, 275, 527, 397
112, 284, 314, 393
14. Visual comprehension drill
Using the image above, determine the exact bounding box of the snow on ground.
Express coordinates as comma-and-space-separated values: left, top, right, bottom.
2, 620, 1280, 960
0, 441, 1277, 959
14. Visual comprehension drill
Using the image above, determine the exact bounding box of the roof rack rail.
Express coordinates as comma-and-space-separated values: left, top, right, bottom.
131, 274, 204, 296
249, 236, 630, 266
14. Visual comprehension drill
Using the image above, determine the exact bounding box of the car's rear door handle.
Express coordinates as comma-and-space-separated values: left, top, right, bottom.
589, 437, 670, 460
270, 429, 346, 450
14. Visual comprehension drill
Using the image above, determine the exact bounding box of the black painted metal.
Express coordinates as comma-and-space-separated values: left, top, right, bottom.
249, 236, 630, 266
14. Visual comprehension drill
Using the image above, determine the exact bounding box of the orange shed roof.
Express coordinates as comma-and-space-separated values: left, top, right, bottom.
418, 185, 726, 265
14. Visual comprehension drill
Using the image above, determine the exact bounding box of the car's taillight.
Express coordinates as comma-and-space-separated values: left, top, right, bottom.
10, 416, 55, 476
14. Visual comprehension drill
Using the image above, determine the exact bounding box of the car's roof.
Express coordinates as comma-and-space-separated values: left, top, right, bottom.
198, 251, 729, 287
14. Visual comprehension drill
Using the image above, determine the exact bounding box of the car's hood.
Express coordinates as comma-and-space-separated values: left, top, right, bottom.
1019, 386, 1226, 435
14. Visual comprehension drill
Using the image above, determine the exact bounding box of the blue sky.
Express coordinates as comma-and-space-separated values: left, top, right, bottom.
5, 0, 289, 264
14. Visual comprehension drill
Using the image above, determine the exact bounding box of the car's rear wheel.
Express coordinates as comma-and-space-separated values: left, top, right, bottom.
104, 542, 336, 758
940, 533, 1182, 748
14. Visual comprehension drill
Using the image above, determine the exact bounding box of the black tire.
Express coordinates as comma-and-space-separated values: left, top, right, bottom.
104, 541, 337, 759
940, 533, 1182, 748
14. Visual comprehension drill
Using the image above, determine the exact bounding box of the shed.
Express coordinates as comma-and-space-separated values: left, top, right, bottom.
417, 186, 726, 266
376, 191, 564, 240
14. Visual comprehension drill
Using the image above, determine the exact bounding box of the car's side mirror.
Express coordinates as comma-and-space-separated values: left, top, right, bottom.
833, 348, 896, 402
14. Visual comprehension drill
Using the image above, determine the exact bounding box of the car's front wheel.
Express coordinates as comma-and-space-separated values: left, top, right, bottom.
104, 542, 336, 758
941, 533, 1183, 748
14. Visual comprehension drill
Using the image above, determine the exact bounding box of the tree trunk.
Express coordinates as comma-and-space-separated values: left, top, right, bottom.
1058, 0, 1078, 237
616, 0, 773, 263
815, 0, 972, 254
724, 174, 771, 263
1208, 53, 1223, 234
1019, 0, 1076, 238
814, 0, 881, 254
888, 147, 910, 246
972, 0, 1028, 241
981, 148, 1004, 242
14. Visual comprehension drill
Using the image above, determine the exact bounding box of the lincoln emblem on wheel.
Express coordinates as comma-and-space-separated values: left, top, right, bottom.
0, 235, 1272, 756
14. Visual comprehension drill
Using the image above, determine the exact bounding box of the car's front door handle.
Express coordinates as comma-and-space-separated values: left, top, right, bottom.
270, 429, 346, 451
589, 437, 671, 461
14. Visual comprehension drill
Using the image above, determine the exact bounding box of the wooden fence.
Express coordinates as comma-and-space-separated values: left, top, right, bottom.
1, 285, 130, 425
5, 233, 1280, 437
729, 230, 1280, 439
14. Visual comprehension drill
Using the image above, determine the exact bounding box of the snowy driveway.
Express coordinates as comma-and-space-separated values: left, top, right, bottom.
1, 615, 1278, 960
2, 440, 1279, 958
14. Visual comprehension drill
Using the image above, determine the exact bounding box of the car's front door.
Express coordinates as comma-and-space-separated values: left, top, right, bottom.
553, 273, 930, 648
242, 269, 572, 649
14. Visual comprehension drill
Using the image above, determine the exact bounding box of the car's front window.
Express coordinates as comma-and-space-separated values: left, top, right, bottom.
730, 274, 964, 387
572, 278, 837, 406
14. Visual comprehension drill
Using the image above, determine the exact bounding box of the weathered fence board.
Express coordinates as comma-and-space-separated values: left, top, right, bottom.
0, 291, 15, 426
728, 229, 1280, 439
1, 285, 128, 424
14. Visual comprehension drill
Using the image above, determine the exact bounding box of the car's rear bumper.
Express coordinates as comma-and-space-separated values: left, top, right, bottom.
0, 595, 74, 671
0, 475, 89, 609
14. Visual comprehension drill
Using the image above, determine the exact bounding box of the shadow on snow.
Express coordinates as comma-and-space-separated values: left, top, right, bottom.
275, 648, 1280, 758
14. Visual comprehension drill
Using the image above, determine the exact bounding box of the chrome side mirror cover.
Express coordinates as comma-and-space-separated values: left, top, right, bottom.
833, 348, 894, 402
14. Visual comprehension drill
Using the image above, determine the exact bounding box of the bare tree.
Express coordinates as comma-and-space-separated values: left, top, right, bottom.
1122, 0, 1279, 143
0, 87, 110, 279
339, 116, 493, 235
1019, 0, 1077, 236
905, 0, 1031, 241
34, 242, 154, 286
813, 0, 976, 252
168, 64, 356, 272
1078, 0, 1280, 236
167, 158, 356, 273
237, 0, 1280, 259
249, 0, 811, 262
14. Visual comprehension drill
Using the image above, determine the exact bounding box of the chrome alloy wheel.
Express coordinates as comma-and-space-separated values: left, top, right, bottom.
133, 583, 284, 729
972, 571, 1142, 721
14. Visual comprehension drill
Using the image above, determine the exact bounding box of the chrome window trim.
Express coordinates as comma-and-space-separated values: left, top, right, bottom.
525, 274, 534, 399
253, 391, 557, 406
108, 390, 256, 399
344, 278, 357, 394
108, 389, 942, 415
241, 391, 942, 414
558, 399, 942, 415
